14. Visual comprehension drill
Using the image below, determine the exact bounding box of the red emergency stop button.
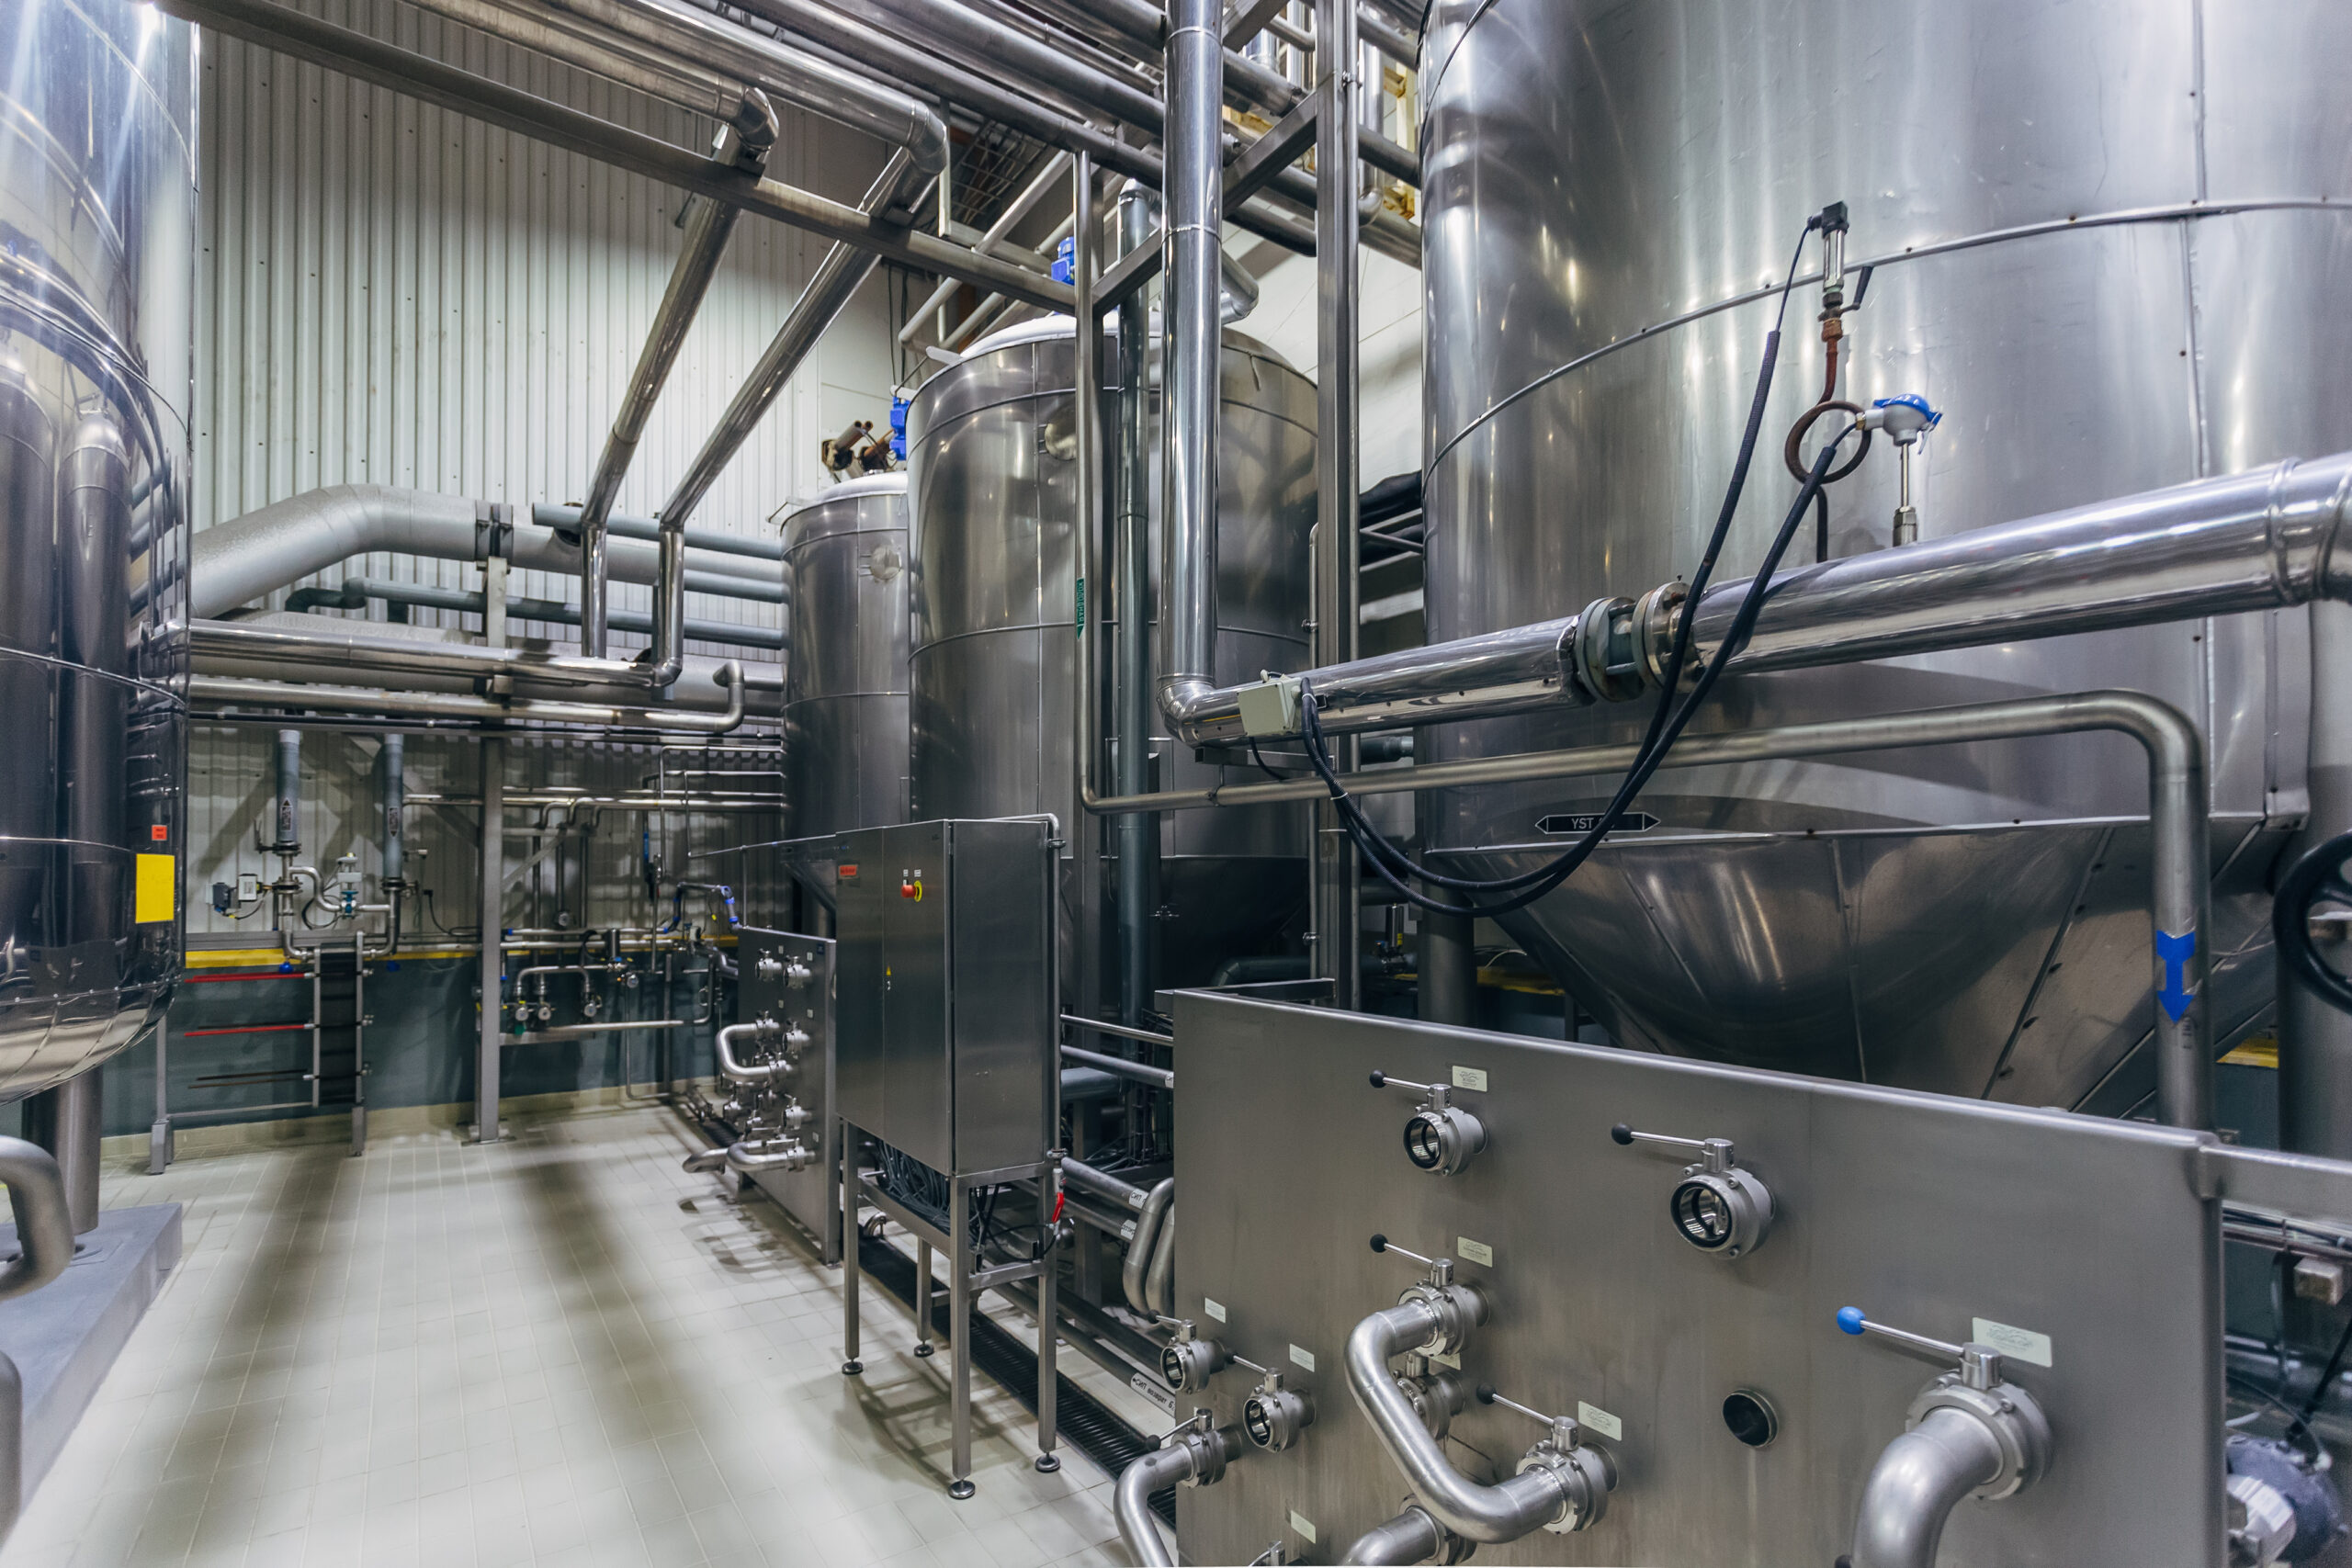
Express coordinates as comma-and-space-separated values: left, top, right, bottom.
900, 876, 922, 901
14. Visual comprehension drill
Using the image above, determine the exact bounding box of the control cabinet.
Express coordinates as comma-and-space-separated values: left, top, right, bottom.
833, 818, 1055, 1176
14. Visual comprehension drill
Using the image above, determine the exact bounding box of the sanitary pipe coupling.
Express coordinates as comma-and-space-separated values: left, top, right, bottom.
1514, 1425, 1618, 1533
1158, 1316, 1232, 1393
1242, 1371, 1315, 1451
1394, 1273, 1487, 1360
1902, 1374, 2052, 1503
1633, 580, 1690, 690
1394, 1359, 1472, 1440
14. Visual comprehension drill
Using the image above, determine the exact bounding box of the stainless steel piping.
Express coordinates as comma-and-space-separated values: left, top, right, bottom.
192, 484, 779, 619
402, 0, 742, 119
1142, 1205, 1176, 1315
1114, 1443, 1197, 1568
658, 152, 930, 544
1154, 0, 1222, 729
1121, 1177, 1173, 1315
899, 152, 1073, 346
296, 577, 782, 652
1080, 692, 2213, 1127
1344, 1299, 1571, 1542
1062, 1043, 1174, 1089
548, 0, 949, 173
580, 96, 776, 660
1166, 448, 2352, 746
190, 666, 751, 735
1057, 1156, 1148, 1209
714, 1021, 791, 1085
1849, 1408, 2006, 1568
1341, 1507, 1449, 1565
192, 619, 691, 691
0, 1138, 75, 1303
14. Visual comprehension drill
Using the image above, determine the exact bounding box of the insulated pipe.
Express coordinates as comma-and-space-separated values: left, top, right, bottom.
380, 734, 405, 882
0, 1138, 75, 1303
1120, 1177, 1174, 1315
1114, 1444, 1197, 1568
192, 618, 715, 691
532, 504, 779, 560
580, 96, 776, 659
191, 485, 779, 620
659, 153, 929, 536
1163, 448, 2352, 746
1155, 0, 1223, 728
1345, 1300, 1569, 1543
401, 0, 743, 124
1849, 1407, 2006, 1568
714, 1021, 790, 1085
1342, 1506, 1449, 1565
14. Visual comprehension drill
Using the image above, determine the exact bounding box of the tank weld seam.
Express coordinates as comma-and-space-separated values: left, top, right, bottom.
1428, 197, 2352, 479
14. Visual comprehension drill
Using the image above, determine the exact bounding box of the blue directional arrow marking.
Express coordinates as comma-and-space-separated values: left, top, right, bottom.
2154, 930, 2197, 1021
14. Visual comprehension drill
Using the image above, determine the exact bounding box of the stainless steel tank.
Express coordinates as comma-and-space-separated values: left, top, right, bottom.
0, 0, 194, 1099
1418, 0, 2352, 1112
782, 474, 910, 839
904, 315, 1316, 995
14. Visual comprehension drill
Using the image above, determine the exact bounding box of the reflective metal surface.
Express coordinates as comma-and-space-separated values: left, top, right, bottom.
1417, 0, 2352, 1108
1170, 993, 2229, 1564
903, 316, 1316, 993
0, 0, 193, 1100
782, 475, 910, 839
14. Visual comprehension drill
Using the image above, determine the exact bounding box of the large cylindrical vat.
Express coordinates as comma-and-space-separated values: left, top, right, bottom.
1418, 0, 2352, 1111
0, 0, 194, 1099
782, 474, 910, 840
905, 317, 1316, 997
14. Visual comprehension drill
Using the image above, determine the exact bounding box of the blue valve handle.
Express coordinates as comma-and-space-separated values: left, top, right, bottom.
1837, 1305, 1867, 1336
1836, 1307, 1969, 1365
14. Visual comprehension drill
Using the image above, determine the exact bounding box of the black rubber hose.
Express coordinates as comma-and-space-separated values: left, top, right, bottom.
2275, 829, 2352, 1014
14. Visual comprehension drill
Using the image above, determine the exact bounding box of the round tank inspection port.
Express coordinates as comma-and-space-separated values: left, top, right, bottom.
1721, 1388, 1779, 1449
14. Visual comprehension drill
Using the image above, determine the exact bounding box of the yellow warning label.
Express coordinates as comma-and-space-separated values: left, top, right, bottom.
135, 853, 175, 924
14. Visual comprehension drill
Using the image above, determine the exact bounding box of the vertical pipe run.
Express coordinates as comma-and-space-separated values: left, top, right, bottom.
1418, 903, 1474, 1027
23, 1071, 103, 1235
1154, 0, 1223, 722
380, 734, 405, 883
271, 730, 301, 854
477, 738, 505, 1142
1312, 0, 1363, 1007
1114, 182, 1159, 1026
579, 96, 776, 658
2283, 600, 2352, 1155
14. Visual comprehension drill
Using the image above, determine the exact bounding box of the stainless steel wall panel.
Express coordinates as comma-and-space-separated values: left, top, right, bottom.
1170, 992, 2226, 1564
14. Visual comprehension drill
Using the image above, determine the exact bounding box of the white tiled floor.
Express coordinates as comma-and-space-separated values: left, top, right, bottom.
5, 1107, 1136, 1568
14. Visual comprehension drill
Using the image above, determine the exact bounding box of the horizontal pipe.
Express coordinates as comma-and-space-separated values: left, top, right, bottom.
1059, 1156, 1150, 1210
714, 1021, 790, 1085
194, 485, 779, 620
531, 504, 779, 560
190, 666, 749, 735
1061, 1014, 1175, 1047
193, 619, 681, 689
152, 0, 1069, 309
1061, 1043, 1174, 1089
289, 578, 781, 650
506, 1020, 687, 1042
1165, 449, 2352, 746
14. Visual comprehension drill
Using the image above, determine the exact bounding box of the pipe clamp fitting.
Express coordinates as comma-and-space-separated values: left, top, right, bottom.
1514, 1434, 1617, 1533
1904, 1376, 2051, 1501
1570, 596, 1645, 704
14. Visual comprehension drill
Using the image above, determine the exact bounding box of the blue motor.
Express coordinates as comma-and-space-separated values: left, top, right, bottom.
2228, 1434, 2346, 1563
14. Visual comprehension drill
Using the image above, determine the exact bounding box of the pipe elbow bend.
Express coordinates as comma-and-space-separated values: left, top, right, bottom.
1113, 1442, 1200, 1568
1849, 1407, 2007, 1568
1155, 673, 1227, 744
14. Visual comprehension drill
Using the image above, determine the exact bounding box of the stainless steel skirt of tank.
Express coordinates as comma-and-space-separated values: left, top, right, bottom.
0, 0, 194, 1100
782, 474, 910, 840
904, 316, 1317, 992
1417, 1, 2352, 1113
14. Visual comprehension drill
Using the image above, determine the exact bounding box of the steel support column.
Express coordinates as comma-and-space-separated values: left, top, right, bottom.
1311, 0, 1362, 1008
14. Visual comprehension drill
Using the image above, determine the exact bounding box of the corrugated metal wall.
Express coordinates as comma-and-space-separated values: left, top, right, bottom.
187, 0, 900, 934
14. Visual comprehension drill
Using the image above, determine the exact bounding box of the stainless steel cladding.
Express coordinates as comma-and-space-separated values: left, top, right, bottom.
1416, 2, 2352, 1111
0, 0, 193, 1100
903, 316, 1316, 988
1167, 993, 2240, 1564
782, 475, 910, 838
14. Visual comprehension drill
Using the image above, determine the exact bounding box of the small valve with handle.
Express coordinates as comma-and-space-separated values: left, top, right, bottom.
1370, 1070, 1489, 1176
1475, 1384, 1619, 1533
1370, 1235, 1487, 1359
1837, 1306, 2052, 1568
1611, 1122, 1774, 1258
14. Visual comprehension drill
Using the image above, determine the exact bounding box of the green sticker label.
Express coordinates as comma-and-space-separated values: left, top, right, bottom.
1075, 576, 1086, 636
